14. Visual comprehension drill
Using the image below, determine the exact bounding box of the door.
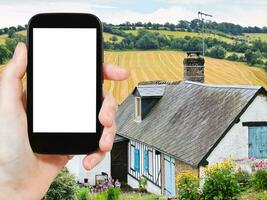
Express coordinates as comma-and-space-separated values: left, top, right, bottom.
164, 155, 176, 197
111, 141, 128, 183
249, 126, 267, 158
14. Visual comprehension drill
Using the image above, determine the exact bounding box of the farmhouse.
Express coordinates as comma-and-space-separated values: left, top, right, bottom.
111, 52, 267, 197
67, 52, 267, 198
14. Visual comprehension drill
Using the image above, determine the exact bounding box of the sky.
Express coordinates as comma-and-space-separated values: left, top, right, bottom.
0, 0, 266, 27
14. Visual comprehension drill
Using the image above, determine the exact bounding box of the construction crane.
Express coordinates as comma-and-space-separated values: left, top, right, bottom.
198, 11, 213, 56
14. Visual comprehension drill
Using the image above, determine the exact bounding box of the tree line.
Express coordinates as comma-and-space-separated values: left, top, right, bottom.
104, 30, 267, 69
115, 20, 267, 36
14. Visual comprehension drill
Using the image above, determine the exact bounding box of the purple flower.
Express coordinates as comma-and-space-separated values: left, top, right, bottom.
115, 179, 121, 188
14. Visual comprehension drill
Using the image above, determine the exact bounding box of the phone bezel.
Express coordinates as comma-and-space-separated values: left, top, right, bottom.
27, 13, 103, 154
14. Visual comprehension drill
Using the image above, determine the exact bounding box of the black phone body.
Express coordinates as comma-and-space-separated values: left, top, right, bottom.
27, 13, 103, 154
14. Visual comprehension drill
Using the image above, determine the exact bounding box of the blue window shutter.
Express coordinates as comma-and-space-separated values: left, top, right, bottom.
249, 126, 267, 158
134, 148, 140, 172
144, 149, 148, 172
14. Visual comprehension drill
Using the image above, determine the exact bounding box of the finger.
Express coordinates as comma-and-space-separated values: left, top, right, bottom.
0, 43, 27, 109
99, 123, 116, 152
83, 150, 106, 170
103, 63, 129, 80
99, 92, 117, 128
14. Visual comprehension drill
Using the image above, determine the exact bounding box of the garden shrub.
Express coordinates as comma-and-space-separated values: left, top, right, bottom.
138, 177, 148, 192
176, 171, 200, 200
251, 170, 267, 191
76, 187, 90, 200
235, 171, 251, 191
43, 168, 78, 200
202, 160, 240, 200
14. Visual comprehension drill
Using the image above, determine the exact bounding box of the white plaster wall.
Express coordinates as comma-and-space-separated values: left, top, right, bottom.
128, 174, 139, 189
67, 153, 111, 185
128, 175, 162, 195
204, 95, 267, 173
147, 180, 162, 196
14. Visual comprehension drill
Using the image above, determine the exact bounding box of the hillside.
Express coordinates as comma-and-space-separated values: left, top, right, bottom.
0, 30, 124, 44
104, 51, 267, 104
125, 29, 235, 44
243, 33, 267, 42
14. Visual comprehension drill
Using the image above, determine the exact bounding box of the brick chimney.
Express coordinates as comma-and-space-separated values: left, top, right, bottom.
183, 51, 205, 83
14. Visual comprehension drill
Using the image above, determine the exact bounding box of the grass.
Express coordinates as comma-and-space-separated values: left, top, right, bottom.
120, 192, 167, 200
238, 190, 267, 200
243, 33, 267, 42
104, 50, 267, 104
0, 34, 7, 44
124, 29, 235, 44
103, 32, 124, 43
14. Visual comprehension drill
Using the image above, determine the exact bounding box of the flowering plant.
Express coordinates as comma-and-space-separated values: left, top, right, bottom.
249, 157, 267, 171
92, 178, 121, 193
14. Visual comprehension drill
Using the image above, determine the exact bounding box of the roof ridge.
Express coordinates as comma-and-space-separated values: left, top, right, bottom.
138, 80, 181, 85
184, 81, 261, 90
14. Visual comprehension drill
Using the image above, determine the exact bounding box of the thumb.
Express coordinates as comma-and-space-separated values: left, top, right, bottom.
0, 43, 27, 110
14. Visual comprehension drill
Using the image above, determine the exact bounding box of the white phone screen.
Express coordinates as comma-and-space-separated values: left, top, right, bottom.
33, 28, 96, 133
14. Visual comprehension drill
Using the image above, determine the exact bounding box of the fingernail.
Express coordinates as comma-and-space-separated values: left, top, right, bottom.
12, 43, 22, 61
88, 157, 96, 170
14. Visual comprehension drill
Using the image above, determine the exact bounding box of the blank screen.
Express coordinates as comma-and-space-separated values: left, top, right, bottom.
33, 28, 96, 133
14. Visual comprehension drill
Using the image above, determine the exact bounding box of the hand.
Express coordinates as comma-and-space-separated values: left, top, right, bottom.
0, 43, 129, 200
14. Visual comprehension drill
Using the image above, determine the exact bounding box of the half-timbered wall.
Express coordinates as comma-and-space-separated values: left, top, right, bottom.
128, 140, 162, 194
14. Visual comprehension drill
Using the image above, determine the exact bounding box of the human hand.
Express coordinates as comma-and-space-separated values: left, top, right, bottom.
0, 43, 129, 200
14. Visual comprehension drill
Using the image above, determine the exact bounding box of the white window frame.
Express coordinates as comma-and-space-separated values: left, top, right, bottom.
135, 97, 142, 122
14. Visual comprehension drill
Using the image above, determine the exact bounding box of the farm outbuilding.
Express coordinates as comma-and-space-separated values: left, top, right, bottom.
114, 80, 267, 197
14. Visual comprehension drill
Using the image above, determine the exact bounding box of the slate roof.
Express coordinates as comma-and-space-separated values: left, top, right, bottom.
133, 84, 167, 97
116, 81, 265, 167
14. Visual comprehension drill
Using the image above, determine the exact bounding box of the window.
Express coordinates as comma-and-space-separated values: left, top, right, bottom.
144, 149, 153, 175
134, 148, 140, 172
130, 145, 135, 170
148, 150, 153, 175
144, 149, 149, 172
135, 97, 141, 120
248, 126, 267, 158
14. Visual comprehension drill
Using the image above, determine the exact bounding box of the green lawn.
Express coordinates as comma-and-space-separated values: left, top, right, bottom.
124, 29, 235, 44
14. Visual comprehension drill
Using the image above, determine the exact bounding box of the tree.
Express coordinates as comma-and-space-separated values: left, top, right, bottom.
227, 53, 239, 61
245, 49, 259, 65
0, 45, 11, 64
207, 46, 226, 59
7, 29, 16, 38
136, 32, 159, 49
42, 168, 78, 200
110, 36, 118, 42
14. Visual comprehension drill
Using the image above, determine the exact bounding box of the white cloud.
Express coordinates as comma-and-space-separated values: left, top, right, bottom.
99, 6, 196, 24
0, 1, 266, 27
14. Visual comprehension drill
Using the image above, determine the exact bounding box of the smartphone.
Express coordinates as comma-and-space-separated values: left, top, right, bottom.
27, 13, 103, 154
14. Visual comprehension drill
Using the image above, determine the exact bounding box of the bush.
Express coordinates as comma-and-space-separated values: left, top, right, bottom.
202, 160, 240, 200
76, 187, 90, 200
251, 170, 267, 191
206, 45, 226, 59
139, 177, 148, 190
227, 53, 239, 61
43, 168, 78, 200
235, 171, 251, 191
176, 171, 200, 200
